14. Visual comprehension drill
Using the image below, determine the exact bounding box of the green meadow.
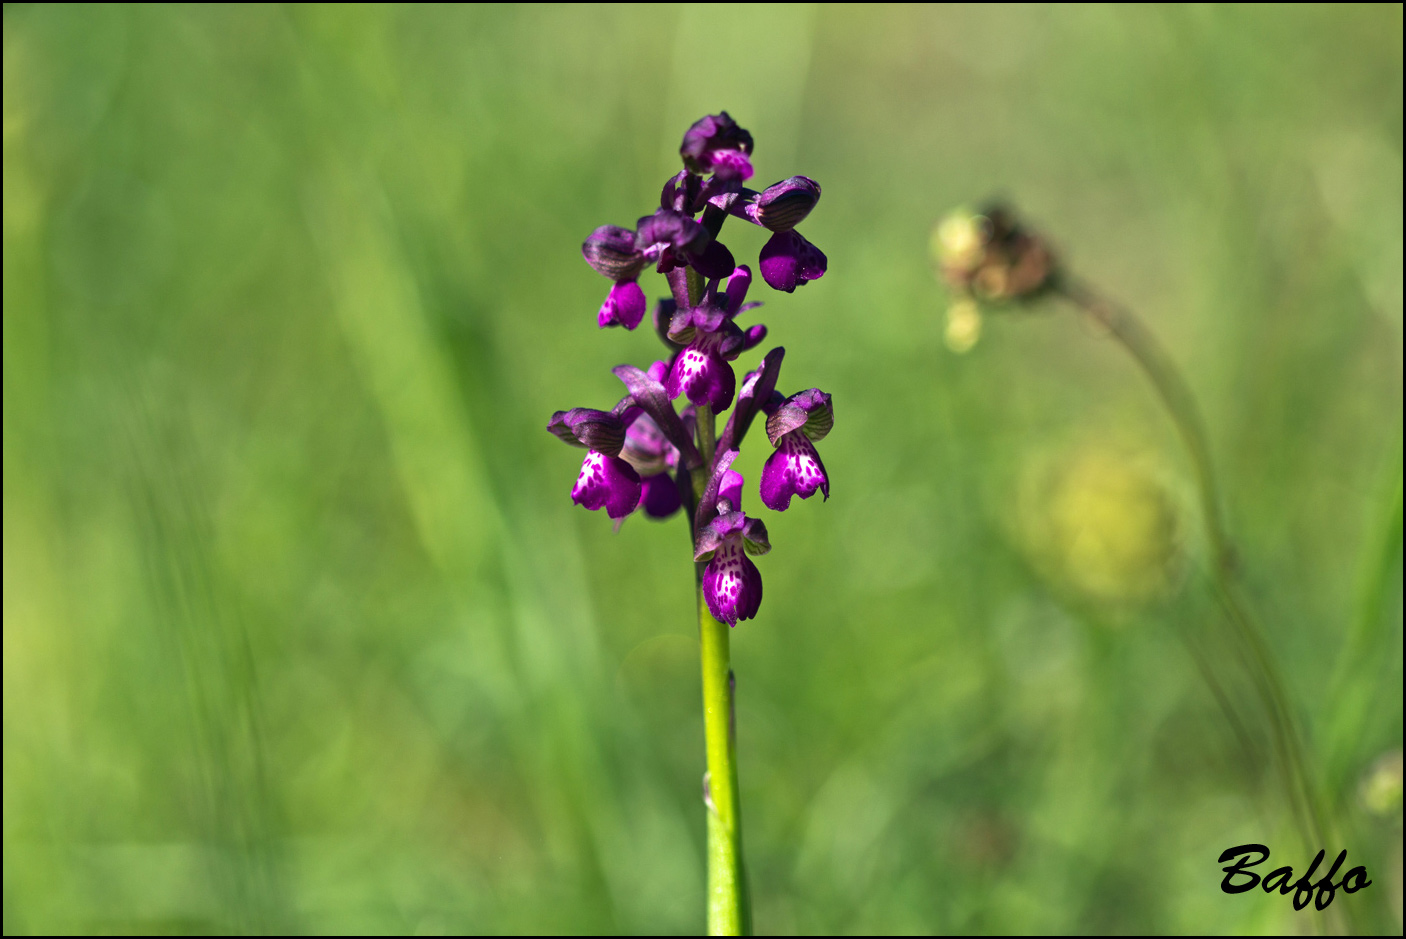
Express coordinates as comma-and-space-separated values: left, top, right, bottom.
3, 4, 1401, 933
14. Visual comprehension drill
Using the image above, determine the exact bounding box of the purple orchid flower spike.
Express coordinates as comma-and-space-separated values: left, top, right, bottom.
760, 388, 834, 511
582, 225, 650, 329
695, 463, 771, 626
550, 113, 834, 931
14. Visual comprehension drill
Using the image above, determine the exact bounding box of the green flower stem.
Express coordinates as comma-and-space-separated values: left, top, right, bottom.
697, 580, 750, 936
1056, 276, 1329, 852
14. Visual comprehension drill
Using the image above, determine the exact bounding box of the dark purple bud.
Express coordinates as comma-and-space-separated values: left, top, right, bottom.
547, 407, 628, 455
723, 264, 753, 314
765, 388, 833, 444
680, 112, 754, 181
739, 323, 767, 352
748, 177, 821, 232
688, 238, 736, 279
582, 225, 647, 281
662, 170, 704, 215
597, 280, 646, 329
718, 469, 744, 512
613, 364, 703, 469
637, 209, 710, 256
638, 471, 684, 519
572, 450, 642, 519
759, 229, 827, 293
695, 449, 739, 530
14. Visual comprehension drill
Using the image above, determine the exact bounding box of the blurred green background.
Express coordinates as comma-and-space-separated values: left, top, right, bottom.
3, 4, 1402, 934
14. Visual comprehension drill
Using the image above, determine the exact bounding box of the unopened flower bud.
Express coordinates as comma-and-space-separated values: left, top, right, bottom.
582, 225, 647, 281
750, 176, 821, 232
680, 112, 754, 180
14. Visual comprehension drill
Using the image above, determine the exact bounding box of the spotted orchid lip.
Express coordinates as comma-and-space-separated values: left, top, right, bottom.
571, 450, 641, 520
760, 429, 830, 511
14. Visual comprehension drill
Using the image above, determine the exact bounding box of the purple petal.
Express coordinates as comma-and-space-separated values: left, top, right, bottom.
694, 509, 746, 561
759, 431, 829, 511
717, 347, 785, 455
724, 265, 753, 315
707, 148, 754, 182
695, 449, 739, 530
609, 400, 643, 428
547, 407, 627, 454
637, 208, 710, 255
739, 323, 767, 352
572, 451, 642, 519
598, 280, 646, 329
758, 230, 828, 293
613, 364, 702, 468
702, 541, 763, 626
765, 388, 834, 444
669, 287, 729, 340
638, 472, 683, 519
582, 225, 646, 281
740, 515, 771, 556
665, 343, 735, 411
621, 412, 677, 475
718, 469, 744, 512
661, 169, 703, 214
687, 238, 736, 279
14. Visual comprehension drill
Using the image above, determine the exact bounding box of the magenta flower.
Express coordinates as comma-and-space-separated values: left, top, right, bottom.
664, 265, 765, 411
693, 456, 770, 625
760, 388, 833, 511
548, 405, 643, 519
582, 225, 650, 329
735, 176, 828, 293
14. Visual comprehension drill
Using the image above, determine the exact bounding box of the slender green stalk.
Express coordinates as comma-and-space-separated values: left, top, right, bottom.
1056, 277, 1329, 853
697, 580, 750, 935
